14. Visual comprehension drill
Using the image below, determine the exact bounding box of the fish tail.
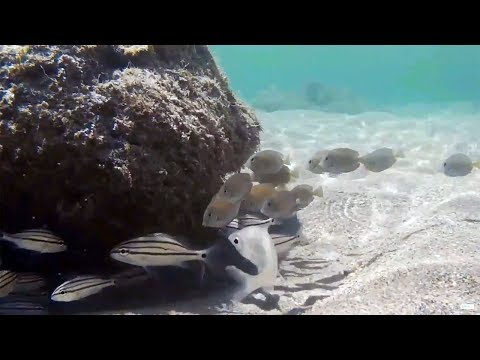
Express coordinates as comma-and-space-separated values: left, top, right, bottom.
313, 185, 324, 197
473, 161, 480, 169
284, 153, 291, 165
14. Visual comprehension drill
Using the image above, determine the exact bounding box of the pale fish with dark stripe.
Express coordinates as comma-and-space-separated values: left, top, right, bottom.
223, 214, 277, 232
0, 229, 67, 253
0, 300, 48, 315
13, 273, 47, 294
0, 270, 18, 298
51, 275, 117, 302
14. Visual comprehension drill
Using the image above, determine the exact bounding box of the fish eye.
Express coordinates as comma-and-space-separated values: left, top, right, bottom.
267, 202, 271, 207
208, 213, 211, 217
325, 156, 329, 161
224, 189, 227, 193
201, 253, 207, 258
119, 248, 128, 255
233, 238, 239, 244
443, 162, 447, 167
59, 290, 66, 295
251, 157, 255, 162
308, 160, 312, 164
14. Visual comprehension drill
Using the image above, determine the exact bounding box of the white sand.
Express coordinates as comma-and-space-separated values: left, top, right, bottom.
111, 108, 479, 315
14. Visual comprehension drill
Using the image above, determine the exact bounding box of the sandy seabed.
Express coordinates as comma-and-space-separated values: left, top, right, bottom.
108, 108, 480, 315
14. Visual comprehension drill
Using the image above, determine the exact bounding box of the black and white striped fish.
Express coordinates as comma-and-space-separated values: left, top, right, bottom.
0, 270, 18, 298
13, 273, 47, 294
51, 275, 116, 302
220, 214, 277, 237
0, 229, 67, 253
0, 300, 48, 315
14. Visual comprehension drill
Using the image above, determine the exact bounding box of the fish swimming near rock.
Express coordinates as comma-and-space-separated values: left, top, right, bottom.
358, 147, 399, 173
320, 148, 360, 174
202, 196, 242, 228
253, 165, 291, 186
247, 150, 287, 175
51, 275, 117, 302
0, 229, 67, 253
260, 190, 300, 220
307, 149, 329, 174
224, 223, 278, 301
443, 153, 480, 177
241, 183, 277, 213
290, 184, 323, 209
216, 173, 253, 203
0, 270, 18, 298
13, 273, 47, 294
110, 232, 216, 282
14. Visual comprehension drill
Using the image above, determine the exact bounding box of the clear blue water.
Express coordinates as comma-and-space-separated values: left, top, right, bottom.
210, 45, 480, 112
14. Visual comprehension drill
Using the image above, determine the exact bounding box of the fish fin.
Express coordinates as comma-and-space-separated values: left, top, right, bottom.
262, 285, 274, 293
473, 161, 480, 169
290, 166, 300, 179
284, 153, 291, 165
313, 185, 324, 197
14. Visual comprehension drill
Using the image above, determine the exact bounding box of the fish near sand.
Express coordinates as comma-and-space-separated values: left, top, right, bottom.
253, 165, 291, 186
247, 150, 286, 175
224, 222, 278, 301
217, 173, 253, 203
241, 183, 277, 213
203, 196, 242, 228
290, 184, 323, 209
0, 270, 18, 298
260, 190, 300, 220
320, 148, 360, 174
51, 275, 117, 302
358, 148, 399, 173
443, 153, 480, 177
0, 229, 67, 253
307, 149, 329, 174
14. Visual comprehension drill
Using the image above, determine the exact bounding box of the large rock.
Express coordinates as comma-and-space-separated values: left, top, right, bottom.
0, 45, 260, 254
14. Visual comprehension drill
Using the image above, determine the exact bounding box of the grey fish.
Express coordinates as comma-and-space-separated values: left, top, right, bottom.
0, 229, 67, 253
443, 153, 480, 177
0, 300, 48, 315
247, 150, 286, 175
290, 184, 323, 209
320, 148, 360, 174
202, 196, 242, 228
0, 270, 18, 298
359, 148, 398, 172
253, 165, 291, 186
307, 149, 329, 174
260, 190, 299, 220
51, 275, 117, 302
217, 173, 253, 203
240, 183, 277, 213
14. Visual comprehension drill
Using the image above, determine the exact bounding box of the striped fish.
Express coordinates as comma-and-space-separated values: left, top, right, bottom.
110, 232, 214, 268
0, 229, 67, 253
221, 214, 277, 233
271, 233, 301, 258
0, 270, 18, 298
51, 275, 116, 302
0, 300, 48, 315
13, 273, 47, 294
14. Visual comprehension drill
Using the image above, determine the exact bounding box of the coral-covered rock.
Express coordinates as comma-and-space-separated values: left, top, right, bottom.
0, 45, 260, 254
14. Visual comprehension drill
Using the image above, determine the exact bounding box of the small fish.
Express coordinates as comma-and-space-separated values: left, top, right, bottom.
290, 184, 323, 209
320, 148, 360, 174
0, 229, 67, 253
0, 301, 48, 315
241, 183, 277, 213
224, 225, 278, 301
51, 275, 117, 302
202, 196, 242, 228
217, 173, 253, 202
443, 153, 480, 177
260, 190, 299, 220
307, 149, 329, 174
110, 233, 214, 277
253, 165, 291, 186
247, 150, 285, 175
271, 233, 301, 258
13, 273, 47, 294
359, 148, 398, 173
0, 270, 18, 298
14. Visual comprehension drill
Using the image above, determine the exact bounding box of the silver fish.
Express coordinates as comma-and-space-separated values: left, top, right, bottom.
320, 148, 360, 174
225, 225, 278, 301
307, 149, 329, 174
51, 275, 116, 302
359, 148, 397, 172
290, 184, 323, 209
247, 150, 285, 175
253, 165, 291, 186
443, 153, 480, 177
202, 196, 242, 228
0, 270, 18, 298
260, 190, 299, 220
217, 173, 253, 203
13, 273, 47, 294
0, 229, 67, 253
0, 300, 48, 315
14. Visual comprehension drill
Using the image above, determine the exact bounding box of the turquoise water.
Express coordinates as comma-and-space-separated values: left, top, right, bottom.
210, 45, 480, 112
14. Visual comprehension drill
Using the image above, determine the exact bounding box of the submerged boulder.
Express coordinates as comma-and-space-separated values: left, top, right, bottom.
0, 45, 260, 255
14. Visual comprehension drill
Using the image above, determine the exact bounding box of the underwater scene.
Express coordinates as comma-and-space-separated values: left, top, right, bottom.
0, 45, 479, 315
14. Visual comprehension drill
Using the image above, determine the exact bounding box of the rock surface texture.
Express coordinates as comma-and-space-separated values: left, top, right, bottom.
0, 45, 260, 253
